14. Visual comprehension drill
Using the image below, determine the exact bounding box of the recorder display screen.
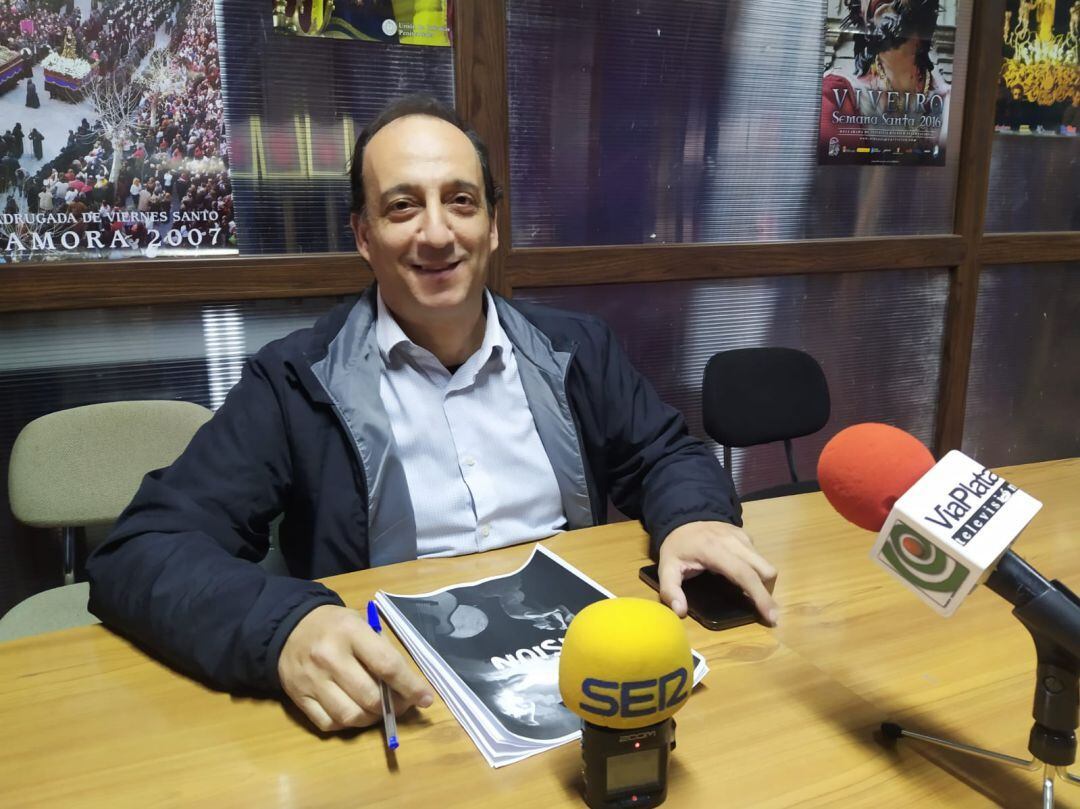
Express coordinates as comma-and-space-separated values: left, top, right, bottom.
606, 748, 660, 793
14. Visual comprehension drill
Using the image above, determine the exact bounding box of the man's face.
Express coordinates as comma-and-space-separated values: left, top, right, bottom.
351, 115, 498, 329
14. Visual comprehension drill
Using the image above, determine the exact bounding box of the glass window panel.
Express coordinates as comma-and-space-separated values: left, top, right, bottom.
963, 263, 1080, 465
218, 0, 454, 255
984, 135, 1080, 231
515, 270, 949, 499
984, 1, 1080, 232
506, 0, 970, 247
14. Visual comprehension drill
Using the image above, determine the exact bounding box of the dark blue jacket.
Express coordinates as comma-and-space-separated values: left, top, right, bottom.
86, 290, 740, 693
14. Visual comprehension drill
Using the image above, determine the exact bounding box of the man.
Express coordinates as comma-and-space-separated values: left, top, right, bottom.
12, 122, 24, 159
24, 175, 38, 214
29, 127, 44, 160
25, 78, 40, 109
87, 95, 778, 735
38, 185, 53, 212
68, 191, 88, 231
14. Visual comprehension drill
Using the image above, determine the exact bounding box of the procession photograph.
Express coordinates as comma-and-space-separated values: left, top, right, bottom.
0, 0, 235, 261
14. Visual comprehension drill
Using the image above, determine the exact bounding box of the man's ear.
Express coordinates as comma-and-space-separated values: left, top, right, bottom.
350, 212, 371, 265
489, 208, 499, 253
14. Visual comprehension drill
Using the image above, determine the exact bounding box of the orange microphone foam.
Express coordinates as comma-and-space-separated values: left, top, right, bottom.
817, 423, 935, 532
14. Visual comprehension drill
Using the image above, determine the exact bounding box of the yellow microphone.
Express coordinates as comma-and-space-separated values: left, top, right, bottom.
559, 598, 692, 808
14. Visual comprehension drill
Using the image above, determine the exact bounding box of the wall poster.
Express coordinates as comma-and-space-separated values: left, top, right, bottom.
818, 1, 956, 166
271, 0, 450, 46
996, 0, 1080, 135
0, 0, 235, 263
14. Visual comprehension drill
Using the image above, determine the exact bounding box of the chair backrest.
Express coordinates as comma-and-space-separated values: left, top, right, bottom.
702, 348, 830, 449
9, 400, 213, 528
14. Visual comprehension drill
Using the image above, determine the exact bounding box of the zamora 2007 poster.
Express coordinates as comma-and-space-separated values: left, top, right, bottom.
0, 0, 235, 263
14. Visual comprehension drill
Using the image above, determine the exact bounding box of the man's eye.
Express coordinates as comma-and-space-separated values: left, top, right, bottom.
452, 195, 476, 207
389, 200, 414, 212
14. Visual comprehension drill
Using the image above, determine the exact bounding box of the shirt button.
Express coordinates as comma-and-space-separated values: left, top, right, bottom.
481, 525, 491, 538
463, 456, 476, 467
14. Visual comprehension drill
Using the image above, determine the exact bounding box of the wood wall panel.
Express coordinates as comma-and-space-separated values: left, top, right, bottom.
934, 0, 1008, 455
980, 233, 1080, 266
508, 236, 966, 288
453, 0, 512, 297
0, 254, 367, 314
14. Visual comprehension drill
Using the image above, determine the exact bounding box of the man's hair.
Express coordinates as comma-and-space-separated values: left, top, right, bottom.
842, 0, 940, 77
348, 93, 502, 218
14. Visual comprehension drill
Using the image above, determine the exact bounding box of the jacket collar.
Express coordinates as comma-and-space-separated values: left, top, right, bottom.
287, 288, 378, 406
289, 284, 577, 396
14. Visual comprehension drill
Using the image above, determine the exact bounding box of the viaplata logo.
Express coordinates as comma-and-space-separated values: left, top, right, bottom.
879, 520, 970, 608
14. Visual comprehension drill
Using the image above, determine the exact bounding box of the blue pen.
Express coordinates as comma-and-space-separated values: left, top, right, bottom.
366, 600, 399, 750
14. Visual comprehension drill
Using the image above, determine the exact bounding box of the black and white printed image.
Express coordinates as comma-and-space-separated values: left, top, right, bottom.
377, 546, 710, 767
387, 549, 607, 741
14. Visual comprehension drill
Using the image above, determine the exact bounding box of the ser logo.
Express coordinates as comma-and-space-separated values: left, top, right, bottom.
578, 667, 688, 719
879, 520, 970, 607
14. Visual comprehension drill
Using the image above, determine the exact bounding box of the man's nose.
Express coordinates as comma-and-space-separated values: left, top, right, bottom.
418, 204, 453, 249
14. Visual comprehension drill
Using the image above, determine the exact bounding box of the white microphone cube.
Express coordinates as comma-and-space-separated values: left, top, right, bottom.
870, 450, 1042, 616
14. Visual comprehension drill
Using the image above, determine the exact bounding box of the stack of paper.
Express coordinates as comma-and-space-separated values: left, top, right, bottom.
375, 545, 709, 767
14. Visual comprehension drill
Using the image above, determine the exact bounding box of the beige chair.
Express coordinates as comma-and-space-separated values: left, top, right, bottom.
1, 400, 213, 643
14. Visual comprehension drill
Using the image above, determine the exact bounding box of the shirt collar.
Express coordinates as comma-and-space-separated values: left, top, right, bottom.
375, 288, 509, 372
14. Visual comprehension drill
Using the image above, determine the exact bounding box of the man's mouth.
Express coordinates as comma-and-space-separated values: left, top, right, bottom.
411, 260, 462, 275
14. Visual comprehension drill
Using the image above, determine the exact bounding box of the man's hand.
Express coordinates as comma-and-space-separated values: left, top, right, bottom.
278, 604, 435, 732
658, 521, 779, 626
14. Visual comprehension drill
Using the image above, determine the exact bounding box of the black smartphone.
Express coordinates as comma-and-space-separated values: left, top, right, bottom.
639, 564, 759, 631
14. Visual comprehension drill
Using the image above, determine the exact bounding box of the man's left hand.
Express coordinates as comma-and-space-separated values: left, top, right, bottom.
657, 521, 779, 627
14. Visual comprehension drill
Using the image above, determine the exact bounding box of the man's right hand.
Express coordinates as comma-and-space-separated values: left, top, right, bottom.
278, 604, 435, 732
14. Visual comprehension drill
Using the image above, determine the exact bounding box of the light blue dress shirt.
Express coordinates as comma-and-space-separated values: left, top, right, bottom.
375, 289, 567, 557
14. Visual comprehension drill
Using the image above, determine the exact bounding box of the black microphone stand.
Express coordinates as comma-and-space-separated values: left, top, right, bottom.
881, 553, 1080, 806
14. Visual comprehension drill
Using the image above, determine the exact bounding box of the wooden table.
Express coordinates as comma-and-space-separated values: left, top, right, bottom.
2, 459, 1078, 808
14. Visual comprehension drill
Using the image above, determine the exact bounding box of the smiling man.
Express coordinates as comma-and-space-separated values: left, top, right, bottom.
87, 95, 778, 734
354, 111, 496, 365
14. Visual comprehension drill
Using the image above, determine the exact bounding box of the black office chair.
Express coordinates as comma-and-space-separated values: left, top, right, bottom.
702, 347, 830, 502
